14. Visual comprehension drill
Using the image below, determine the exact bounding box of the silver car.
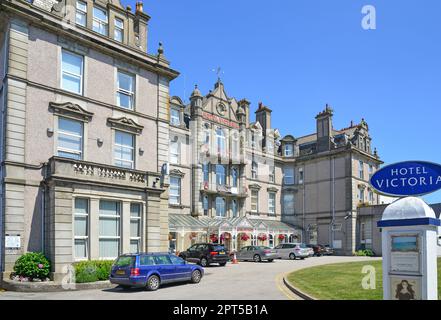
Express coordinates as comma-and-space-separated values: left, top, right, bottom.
274, 243, 310, 260
235, 246, 279, 262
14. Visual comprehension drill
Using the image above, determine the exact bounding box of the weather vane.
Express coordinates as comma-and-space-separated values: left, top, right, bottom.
212, 67, 224, 81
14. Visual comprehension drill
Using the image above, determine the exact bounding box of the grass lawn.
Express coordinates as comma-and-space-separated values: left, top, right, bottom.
287, 258, 441, 300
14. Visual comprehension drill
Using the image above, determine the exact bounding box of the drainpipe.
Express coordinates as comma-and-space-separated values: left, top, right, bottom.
41, 185, 45, 254
331, 157, 335, 247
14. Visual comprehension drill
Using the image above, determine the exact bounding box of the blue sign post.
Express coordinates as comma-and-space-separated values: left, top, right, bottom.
370, 161, 441, 197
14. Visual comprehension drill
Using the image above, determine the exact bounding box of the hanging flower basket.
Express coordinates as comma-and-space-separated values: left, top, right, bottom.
209, 234, 218, 243
278, 234, 285, 240
258, 234, 268, 241
240, 234, 250, 241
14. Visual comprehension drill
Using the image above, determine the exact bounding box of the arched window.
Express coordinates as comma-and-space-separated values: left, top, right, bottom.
216, 128, 226, 156
216, 164, 226, 186
232, 168, 238, 187
215, 197, 226, 217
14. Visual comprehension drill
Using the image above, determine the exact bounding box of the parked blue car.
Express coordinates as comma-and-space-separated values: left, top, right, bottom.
109, 253, 204, 291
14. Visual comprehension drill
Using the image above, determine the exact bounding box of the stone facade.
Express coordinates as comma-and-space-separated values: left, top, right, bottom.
0, 0, 389, 282
0, 0, 178, 281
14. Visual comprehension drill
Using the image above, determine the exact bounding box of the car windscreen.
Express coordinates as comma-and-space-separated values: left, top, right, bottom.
299, 244, 308, 248
257, 246, 271, 250
115, 256, 135, 267
211, 245, 226, 251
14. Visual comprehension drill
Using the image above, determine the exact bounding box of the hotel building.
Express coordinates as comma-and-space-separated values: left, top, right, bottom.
0, 0, 383, 282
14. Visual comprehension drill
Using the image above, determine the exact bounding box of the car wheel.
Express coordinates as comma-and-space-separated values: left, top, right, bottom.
219, 262, 227, 267
253, 254, 261, 262
191, 270, 202, 283
200, 257, 209, 267
146, 275, 160, 291
289, 253, 296, 260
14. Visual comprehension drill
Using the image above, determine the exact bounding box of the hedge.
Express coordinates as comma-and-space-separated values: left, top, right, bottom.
73, 260, 114, 283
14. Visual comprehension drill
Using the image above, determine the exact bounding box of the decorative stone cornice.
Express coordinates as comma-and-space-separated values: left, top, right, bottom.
248, 183, 262, 190
49, 102, 94, 122
170, 169, 185, 177
267, 186, 279, 193
107, 117, 144, 134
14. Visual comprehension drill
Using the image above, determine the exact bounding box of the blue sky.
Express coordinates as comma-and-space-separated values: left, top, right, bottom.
125, 0, 441, 203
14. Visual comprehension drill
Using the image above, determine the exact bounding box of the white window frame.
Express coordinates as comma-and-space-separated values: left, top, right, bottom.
251, 161, 258, 179
170, 139, 180, 164
231, 199, 238, 217
251, 190, 259, 213
170, 108, 181, 126
114, 130, 135, 169
93, 6, 108, 36
284, 167, 294, 185
169, 176, 181, 205
359, 160, 364, 179
61, 50, 84, 95
269, 165, 275, 183
116, 70, 135, 110
216, 128, 226, 156
299, 168, 304, 184
268, 192, 276, 215
359, 188, 365, 202
215, 197, 226, 217
75, 0, 87, 27
130, 203, 142, 253
57, 117, 84, 160
99, 200, 121, 259
114, 17, 124, 42
284, 143, 294, 157
74, 198, 89, 260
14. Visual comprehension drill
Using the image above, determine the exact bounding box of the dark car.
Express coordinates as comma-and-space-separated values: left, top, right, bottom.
306, 244, 327, 256
179, 243, 229, 267
109, 253, 204, 291
323, 245, 335, 256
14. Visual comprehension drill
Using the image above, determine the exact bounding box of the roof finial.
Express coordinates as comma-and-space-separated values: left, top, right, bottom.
158, 42, 164, 56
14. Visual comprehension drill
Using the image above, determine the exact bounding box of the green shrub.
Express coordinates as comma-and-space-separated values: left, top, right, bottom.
73, 260, 114, 283
13, 252, 51, 280
355, 249, 375, 257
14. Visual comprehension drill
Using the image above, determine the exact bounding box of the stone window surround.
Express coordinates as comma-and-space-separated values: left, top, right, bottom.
71, 195, 146, 261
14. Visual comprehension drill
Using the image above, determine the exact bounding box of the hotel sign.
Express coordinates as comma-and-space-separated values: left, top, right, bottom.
370, 161, 441, 197
202, 111, 240, 129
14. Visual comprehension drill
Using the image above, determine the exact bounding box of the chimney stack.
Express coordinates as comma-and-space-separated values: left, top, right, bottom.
135, 1, 143, 12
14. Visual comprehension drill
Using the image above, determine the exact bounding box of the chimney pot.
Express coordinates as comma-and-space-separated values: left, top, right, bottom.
136, 1, 143, 12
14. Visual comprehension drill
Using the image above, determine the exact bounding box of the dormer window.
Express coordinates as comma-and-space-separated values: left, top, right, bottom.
284, 143, 294, 157
170, 108, 180, 126
114, 18, 124, 42
76, 1, 87, 27
93, 7, 108, 36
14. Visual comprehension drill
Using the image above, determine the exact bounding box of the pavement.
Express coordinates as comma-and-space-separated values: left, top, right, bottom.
0, 256, 380, 300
